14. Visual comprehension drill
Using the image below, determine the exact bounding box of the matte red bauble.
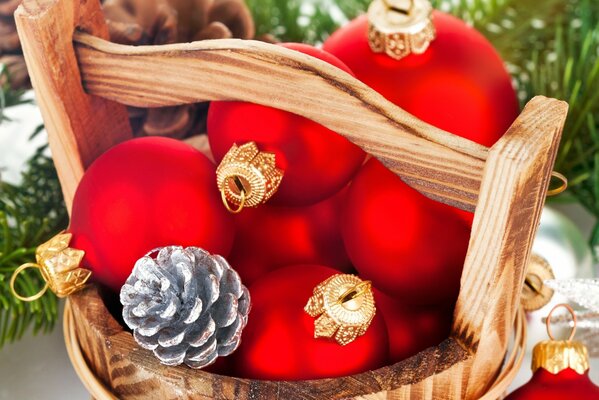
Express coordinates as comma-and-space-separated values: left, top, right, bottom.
374, 290, 452, 363
341, 159, 470, 305
231, 265, 389, 380
208, 43, 366, 206
229, 189, 352, 285
69, 137, 235, 292
506, 368, 599, 399
323, 11, 519, 148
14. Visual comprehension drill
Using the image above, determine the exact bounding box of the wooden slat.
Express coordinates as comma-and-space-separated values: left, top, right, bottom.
73, 32, 488, 211
14, 0, 132, 212
69, 286, 472, 400
451, 96, 567, 398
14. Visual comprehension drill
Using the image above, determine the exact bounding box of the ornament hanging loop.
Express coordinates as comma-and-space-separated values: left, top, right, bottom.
220, 178, 247, 214
546, 303, 577, 341
8, 232, 91, 301
337, 280, 372, 306
10, 263, 49, 302
383, 0, 415, 15
216, 142, 284, 213
547, 171, 568, 196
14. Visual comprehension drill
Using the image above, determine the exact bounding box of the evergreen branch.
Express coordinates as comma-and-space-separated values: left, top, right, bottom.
0, 63, 31, 124
0, 148, 68, 347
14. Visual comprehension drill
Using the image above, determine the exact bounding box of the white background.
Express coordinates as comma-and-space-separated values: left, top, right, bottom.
1, 100, 598, 399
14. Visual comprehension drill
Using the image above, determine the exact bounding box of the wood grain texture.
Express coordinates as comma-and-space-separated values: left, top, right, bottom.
16, 0, 567, 396
72, 32, 488, 211
14, 0, 132, 212
451, 96, 567, 399
69, 286, 472, 400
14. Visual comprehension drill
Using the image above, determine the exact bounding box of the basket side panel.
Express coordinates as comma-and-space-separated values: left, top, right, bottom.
451, 96, 567, 398
15, 0, 132, 211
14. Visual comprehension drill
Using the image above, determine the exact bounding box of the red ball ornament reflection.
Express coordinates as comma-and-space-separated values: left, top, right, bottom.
341, 159, 470, 305
69, 137, 235, 292
229, 189, 352, 285
324, 11, 519, 148
208, 43, 366, 206
231, 265, 389, 380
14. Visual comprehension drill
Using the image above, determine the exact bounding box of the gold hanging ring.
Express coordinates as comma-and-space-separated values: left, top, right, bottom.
220, 181, 247, 214
10, 263, 49, 302
337, 281, 372, 305
546, 303, 577, 341
383, 0, 414, 14
547, 171, 568, 197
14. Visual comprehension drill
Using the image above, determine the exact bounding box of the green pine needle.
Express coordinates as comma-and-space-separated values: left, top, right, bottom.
0, 147, 68, 347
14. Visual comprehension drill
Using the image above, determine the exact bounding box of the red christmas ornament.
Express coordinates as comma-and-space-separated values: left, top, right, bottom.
230, 265, 389, 380
229, 189, 352, 285
506, 304, 599, 399
325, 1, 519, 225
374, 289, 452, 363
208, 43, 366, 207
69, 137, 235, 292
323, 7, 519, 148
341, 159, 470, 305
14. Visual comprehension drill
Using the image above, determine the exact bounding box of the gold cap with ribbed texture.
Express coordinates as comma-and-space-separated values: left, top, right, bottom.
368, 0, 436, 60
532, 339, 589, 374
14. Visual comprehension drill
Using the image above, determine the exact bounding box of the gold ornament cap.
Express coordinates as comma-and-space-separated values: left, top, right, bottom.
533, 303, 590, 374
304, 274, 376, 346
368, 0, 436, 60
216, 142, 284, 214
521, 253, 555, 311
10, 232, 91, 301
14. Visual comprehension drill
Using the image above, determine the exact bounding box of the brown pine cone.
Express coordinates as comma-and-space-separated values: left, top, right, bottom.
103, 0, 255, 138
0, 0, 30, 90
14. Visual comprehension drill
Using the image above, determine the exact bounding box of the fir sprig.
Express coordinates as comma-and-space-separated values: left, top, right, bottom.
0, 63, 31, 123
0, 147, 68, 347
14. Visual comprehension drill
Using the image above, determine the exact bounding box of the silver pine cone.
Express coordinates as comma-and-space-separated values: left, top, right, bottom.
120, 246, 251, 369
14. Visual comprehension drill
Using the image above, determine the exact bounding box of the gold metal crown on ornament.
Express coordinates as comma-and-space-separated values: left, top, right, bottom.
216, 142, 284, 213
10, 232, 91, 301
368, 0, 436, 60
305, 274, 376, 346
534, 304, 590, 374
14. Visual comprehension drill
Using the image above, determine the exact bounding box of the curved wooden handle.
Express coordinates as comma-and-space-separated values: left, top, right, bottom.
74, 32, 487, 211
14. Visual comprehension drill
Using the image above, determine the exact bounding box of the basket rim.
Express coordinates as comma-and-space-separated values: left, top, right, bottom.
63, 296, 526, 399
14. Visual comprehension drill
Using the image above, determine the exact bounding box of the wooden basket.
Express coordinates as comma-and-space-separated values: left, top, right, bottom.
15, 0, 567, 398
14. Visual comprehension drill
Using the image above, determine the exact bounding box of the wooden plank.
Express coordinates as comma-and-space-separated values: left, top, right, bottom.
73, 32, 488, 211
69, 286, 472, 400
14, 0, 132, 211
451, 96, 567, 399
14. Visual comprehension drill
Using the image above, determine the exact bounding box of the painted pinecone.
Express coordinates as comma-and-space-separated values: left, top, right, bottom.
120, 246, 251, 369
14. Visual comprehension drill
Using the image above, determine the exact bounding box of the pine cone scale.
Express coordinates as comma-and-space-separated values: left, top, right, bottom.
122, 246, 250, 368
186, 315, 216, 347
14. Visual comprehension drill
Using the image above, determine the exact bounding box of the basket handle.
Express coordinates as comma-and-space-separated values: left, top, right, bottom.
72, 32, 488, 212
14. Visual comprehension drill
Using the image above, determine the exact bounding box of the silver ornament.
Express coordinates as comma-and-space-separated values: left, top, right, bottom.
544, 279, 599, 356
120, 246, 251, 369
525, 207, 594, 353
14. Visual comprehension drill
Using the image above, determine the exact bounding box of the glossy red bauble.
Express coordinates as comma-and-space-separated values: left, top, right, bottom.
324, 11, 519, 148
208, 43, 366, 206
229, 190, 352, 285
69, 137, 235, 292
231, 265, 389, 380
375, 290, 452, 363
506, 368, 599, 399
341, 159, 471, 305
